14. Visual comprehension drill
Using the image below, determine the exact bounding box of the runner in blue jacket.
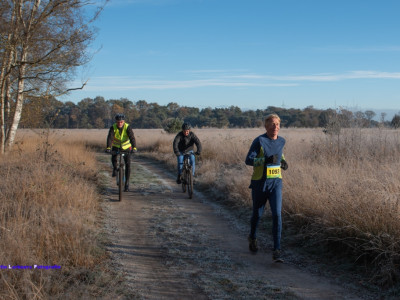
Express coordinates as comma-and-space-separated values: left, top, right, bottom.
245, 114, 288, 262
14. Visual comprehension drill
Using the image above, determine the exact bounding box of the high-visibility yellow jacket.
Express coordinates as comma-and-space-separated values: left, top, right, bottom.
112, 123, 132, 150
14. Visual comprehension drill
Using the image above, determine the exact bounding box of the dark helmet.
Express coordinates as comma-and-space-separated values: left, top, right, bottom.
182, 123, 191, 130
115, 113, 125, 121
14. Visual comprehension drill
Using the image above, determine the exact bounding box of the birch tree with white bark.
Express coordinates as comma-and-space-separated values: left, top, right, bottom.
0, 0, 106, 154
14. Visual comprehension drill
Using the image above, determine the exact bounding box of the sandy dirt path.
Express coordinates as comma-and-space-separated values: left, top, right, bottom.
102, 156, 369, 300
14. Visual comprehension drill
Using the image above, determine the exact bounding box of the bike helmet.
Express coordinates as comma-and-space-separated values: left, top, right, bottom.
115, 113, 125, 121
182, 123, 191, 130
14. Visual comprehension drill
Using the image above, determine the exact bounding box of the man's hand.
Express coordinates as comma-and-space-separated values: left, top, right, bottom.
131, 147, 137, 153
253, 157, 265, 167
280, 159, 288, 170
105, 148, 111, 154
195, 151, 201, 156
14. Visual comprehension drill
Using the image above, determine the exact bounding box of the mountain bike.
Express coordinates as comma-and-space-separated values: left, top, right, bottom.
181, 152, 195, 199
109, 149, 131, 202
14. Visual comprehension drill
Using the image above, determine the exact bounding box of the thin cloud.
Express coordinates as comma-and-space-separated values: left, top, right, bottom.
229, 71, 400, 82
103, 0, 185, 7
314, 45, 400, 53
71, 70, 400, 92
183, 69, 249, 74
79, 78, 297, 91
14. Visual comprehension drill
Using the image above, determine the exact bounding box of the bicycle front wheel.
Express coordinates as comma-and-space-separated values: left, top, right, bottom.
181, 171, 186, 193
118, 167, 123, 201
187, 171, 193, 199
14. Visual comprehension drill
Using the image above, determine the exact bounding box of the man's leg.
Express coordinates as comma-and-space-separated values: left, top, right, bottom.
250, 188, 267, 239
189, 153, 195, 175
249, 188, 267, 252
124, 153, 131, 192
269, 180, 283, 251
176, 154, 183, 184
111, 153, 117, 177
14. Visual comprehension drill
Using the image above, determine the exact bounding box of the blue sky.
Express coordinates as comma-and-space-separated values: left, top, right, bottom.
66, 0, 400, 116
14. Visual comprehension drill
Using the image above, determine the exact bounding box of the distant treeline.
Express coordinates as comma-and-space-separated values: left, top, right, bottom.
20, 96, 400, 129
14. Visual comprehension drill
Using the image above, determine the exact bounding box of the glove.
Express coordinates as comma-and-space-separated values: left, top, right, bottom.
105, 148, 111, 154
253, 157, 265, 167
195, 151, 201, 156
280, 159, 288, 170
131, 147, 137, 153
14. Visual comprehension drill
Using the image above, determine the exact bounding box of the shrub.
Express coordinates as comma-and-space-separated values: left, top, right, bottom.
163, 118, 183, 133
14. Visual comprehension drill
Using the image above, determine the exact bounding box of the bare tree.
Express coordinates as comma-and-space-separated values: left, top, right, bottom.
0, 0, 107, 154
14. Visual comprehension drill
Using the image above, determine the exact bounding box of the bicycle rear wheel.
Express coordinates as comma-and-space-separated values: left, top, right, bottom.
118, 167, 123, 201
187, 171, 193, 199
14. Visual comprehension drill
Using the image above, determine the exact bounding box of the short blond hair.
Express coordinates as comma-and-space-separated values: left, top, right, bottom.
264, 114, 281, 126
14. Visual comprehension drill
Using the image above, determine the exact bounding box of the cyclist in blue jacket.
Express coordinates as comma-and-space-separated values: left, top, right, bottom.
173, 123, 202, 184
245, 114, 288, 262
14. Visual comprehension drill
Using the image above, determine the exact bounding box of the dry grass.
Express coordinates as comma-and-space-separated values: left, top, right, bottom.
284, 128, 400, 286
0, 129, 109, 299
7, 127, 400, 291
132, 127, 400, 286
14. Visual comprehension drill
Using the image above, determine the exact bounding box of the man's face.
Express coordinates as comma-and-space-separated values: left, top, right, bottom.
265, 118, 280, 139
183, 129, 190, 136
116, 120, 125, 128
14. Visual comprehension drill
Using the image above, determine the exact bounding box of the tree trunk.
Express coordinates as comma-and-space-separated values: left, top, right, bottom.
0, 76, 6, 154
4, 0, 40, 152
5, 49, 28, 152
0, 1, 20, 154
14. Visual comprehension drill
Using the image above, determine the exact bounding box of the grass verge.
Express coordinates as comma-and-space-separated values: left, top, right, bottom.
0, 131, 130, 299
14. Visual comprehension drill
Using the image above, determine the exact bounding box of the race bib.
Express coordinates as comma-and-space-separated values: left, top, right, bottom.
266, 165, 281, 179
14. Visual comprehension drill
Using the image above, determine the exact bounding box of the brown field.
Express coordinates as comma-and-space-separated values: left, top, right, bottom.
133, 126, 400, 286
0, 129, 118, 299
1, 126, 400, 298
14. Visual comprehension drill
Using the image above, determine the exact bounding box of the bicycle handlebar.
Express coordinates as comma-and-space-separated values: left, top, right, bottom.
182, 151, 199, 156
108, 149, 136, 155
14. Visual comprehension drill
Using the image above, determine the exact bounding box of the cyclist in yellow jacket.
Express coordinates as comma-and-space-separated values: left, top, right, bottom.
105, 113, 137, 192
